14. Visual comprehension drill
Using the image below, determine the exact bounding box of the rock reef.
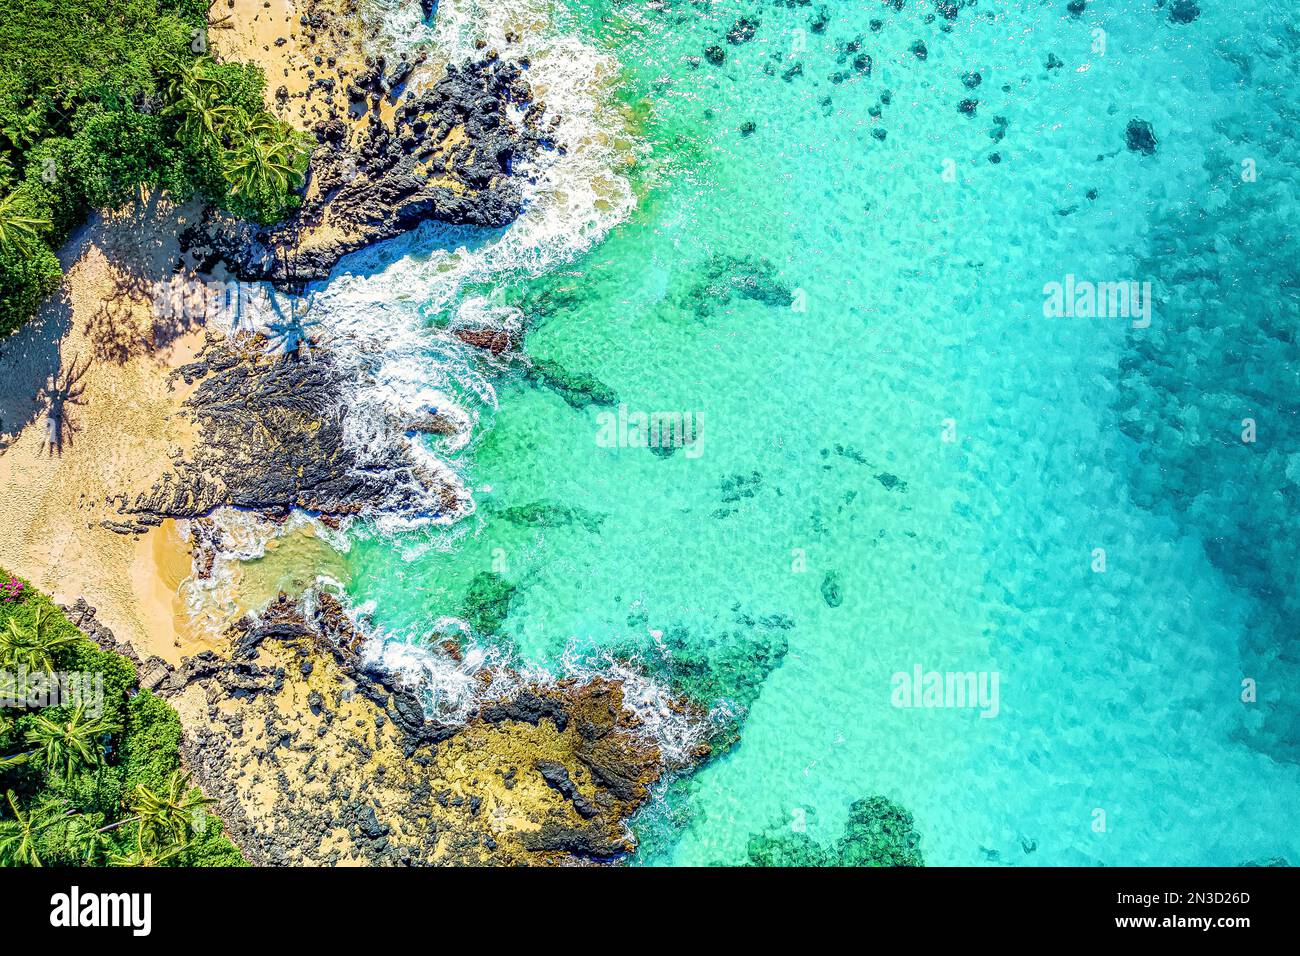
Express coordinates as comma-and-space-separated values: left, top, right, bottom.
111, 334, 463, 531
143, 593, 710, 865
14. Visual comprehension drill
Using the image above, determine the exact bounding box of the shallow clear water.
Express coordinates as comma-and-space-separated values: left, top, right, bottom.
322, 0, 1300, 864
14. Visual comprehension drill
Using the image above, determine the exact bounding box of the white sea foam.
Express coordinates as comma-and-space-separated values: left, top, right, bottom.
298, 0, 637, 514
175, 1, 686, 751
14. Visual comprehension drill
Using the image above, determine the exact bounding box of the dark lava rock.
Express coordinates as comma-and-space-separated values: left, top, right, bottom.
962, 71, 982, 89
1067, 0, 1087, 15
811, 8, 829, 33
726, 17, 760, 44
119, 340, 464, 527
1169, 0, 1200, 23
535, 760, 598, 818
704, 45, 726, 66
910, 40, 928, 60
1045, 53, 1064, 70
740, 120, 756, 136
184, 56, 540, 288
958, 98, 978, 115
872, 127, 887, 141
1125, 118, 1157, 155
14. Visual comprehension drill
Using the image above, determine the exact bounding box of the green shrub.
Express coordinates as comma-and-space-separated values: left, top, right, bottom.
0, 567, 244, 866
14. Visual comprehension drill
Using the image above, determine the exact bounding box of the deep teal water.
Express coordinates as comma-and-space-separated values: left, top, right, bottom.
321, 0, 1300, 865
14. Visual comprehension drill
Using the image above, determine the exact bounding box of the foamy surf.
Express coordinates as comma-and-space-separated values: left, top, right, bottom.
297, 0, 637, 527
175, 0, 648, 738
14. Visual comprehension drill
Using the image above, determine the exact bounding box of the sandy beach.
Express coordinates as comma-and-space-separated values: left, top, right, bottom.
0, 196, 212, 663
0, 2, 367, 664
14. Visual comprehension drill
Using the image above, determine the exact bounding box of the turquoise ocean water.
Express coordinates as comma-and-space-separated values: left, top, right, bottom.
277, 0, 1300, 865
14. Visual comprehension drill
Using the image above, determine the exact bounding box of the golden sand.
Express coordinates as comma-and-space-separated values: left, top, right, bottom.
0, 196, 216, 664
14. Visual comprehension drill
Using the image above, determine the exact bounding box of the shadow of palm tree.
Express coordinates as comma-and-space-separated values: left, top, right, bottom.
0, 290, 73, 454
37, 352, 89, 457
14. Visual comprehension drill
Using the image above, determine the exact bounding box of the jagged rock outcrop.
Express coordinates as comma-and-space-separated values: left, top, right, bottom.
111, 335, 463, 530
155, 592, 712, 865
185, 55, 547, 288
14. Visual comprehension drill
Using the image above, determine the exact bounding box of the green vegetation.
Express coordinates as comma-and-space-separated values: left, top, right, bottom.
0, 0, 311, 337
0, 569, 245, 866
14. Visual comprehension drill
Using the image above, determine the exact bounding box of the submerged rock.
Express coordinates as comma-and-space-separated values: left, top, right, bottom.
524, 357, 619, 409
678, 253, 795, 317
820, 570, 844, 608
741, 794, 924, 866
498, 501, 606, 533
461, 571, 517, 637
1169, 0, 1200, 22
1125, 118, 1158, 155
727, 17, 760, 44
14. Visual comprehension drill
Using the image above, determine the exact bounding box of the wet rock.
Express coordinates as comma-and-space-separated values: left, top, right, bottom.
453, 326, 517, 355
1067, 0, 1087, 15
118, 337, 464, 527
726, 17, 760, 44
962, 71, 982, 89
910, 40, 928, 60
958, 98, 978, 115
185, 57, 541, 288
1169, 0, 1199, 23
704, 45, 726, 66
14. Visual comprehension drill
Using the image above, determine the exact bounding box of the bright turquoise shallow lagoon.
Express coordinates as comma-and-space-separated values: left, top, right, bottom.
337, 0, 1300, 864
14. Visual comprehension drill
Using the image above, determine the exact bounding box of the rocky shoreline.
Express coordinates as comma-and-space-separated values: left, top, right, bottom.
66, 594, 712, 865
185, 49, 549, 288
103, 333, 464, 534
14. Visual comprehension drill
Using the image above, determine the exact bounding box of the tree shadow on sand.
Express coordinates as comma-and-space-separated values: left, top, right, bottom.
0, 291, 73, 456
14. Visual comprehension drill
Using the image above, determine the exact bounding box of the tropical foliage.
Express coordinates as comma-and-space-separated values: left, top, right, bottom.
0, 0, 311, 337
0, 568, 244, 867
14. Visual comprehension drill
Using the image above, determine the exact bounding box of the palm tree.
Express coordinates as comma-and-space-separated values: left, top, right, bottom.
128, 770, 213, 852
108, 840, 188, 867
23, 703, 120, 784
0, 190, 51, 256
162, 57, 237, 148
223, 115, 308, 199
0, 605, 81, 673
0, 791, 69, 867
